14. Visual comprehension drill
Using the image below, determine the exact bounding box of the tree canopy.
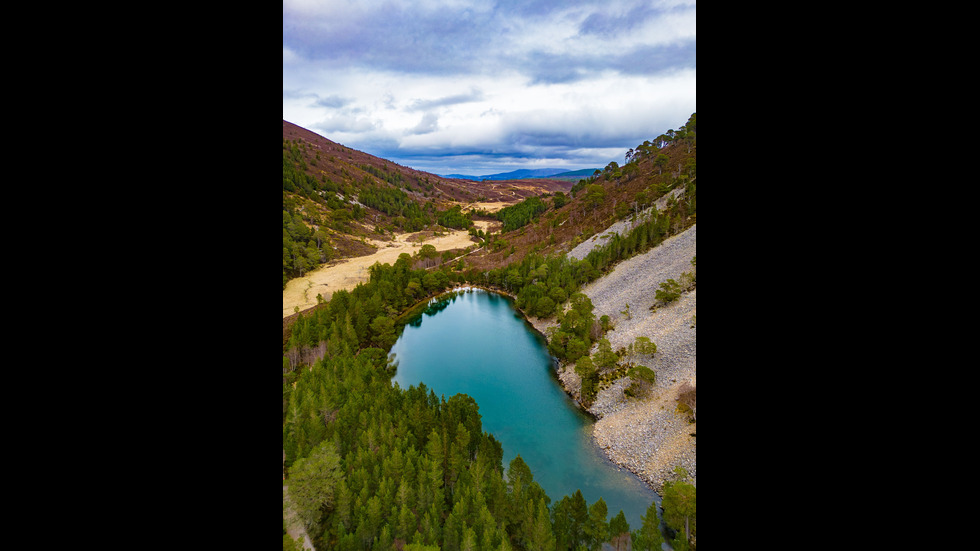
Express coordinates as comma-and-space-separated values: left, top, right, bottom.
284, 114, 700, 551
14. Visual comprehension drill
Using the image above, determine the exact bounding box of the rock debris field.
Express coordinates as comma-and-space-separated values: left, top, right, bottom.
536, 223, 696, 493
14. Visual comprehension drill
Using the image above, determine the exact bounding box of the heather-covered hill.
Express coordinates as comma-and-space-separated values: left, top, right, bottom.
459, 113, 696, 272
283, 120, 570, 288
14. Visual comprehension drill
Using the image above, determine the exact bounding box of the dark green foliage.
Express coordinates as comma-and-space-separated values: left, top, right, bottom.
630, 501, 664, 551
283, 206, 333, 288
282, 114, 699, 551
283, 143, 322, 199
592, 338, 618, 373
574, 356, 599, 406
584, 184, 606, 210
609, 510, 630, 551
282, 263, 674, 551
584, 497, 609, 551
546, 293, 598, 363
437, 205, 474, 230
287, 440, 343, 536
654, 279, 683, 304
552, 192, 569, 209
625, 366, 656, 398
360, 162, 404, 188
358, 184, 432, 231
497, 196, 549, 232
662, 479, 696, 550
283, 140, 340, 287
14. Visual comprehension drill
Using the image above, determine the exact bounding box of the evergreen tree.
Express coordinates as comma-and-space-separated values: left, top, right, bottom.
593, 338, 619, 373
530, 498, 557, 550
584, 497, 609, 551
551, 496, 573, 551
662, 479, 696, 550
631, 500, 664, 551
286, 440, 342, 537
608, 510, 630, 551
568, 490, 588, 549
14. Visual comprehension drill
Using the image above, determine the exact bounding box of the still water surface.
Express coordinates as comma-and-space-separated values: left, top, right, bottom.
390, 288, 659, 529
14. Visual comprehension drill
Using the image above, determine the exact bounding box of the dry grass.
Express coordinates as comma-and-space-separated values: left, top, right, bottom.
282, 228, 481, 317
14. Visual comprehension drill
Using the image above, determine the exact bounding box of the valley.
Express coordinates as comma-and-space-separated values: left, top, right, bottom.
283, 221, 496, 317
282, 115, 696, 551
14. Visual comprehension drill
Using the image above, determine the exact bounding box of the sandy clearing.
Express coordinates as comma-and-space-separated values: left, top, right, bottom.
283, 228, 482, 317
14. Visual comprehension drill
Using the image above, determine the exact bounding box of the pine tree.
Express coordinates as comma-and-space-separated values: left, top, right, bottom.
662, 480, 696, 549
530, 498, 557, 550
608, 510, 630, 551
286, 440, 342, 537
631, 501, 663, 551
584, 497, 609, 551
569, 490, 588, 549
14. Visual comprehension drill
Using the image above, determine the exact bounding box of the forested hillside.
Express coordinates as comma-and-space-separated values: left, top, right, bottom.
283, 120, 570, 289
463, 113, 696, 272
283, 114, 697, 551
283, 122, 445, 287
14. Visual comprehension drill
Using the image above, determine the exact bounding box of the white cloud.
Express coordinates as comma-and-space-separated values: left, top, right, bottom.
283, 0, 695, 174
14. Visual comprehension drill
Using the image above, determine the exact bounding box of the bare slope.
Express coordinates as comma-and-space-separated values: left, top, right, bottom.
582, 225, 696, 492
537, 224, 697, 493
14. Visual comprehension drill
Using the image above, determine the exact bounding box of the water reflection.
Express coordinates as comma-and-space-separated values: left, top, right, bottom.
390, 288, 659, 529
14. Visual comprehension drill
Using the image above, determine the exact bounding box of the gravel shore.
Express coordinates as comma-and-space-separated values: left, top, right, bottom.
535, 224, 697, 493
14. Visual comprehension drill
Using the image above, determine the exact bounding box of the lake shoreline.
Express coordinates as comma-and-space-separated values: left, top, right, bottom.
379, 274, 693, 497
459, 227, 696, 496
389, 286, 659, 530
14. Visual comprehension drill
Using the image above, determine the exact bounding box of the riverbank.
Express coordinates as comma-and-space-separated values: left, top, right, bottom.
529, 225, 696, 494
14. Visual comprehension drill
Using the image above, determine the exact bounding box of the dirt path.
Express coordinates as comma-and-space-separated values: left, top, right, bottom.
283, 225, 489, 318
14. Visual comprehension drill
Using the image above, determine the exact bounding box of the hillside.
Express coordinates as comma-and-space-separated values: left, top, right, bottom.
532, 225, 696, 493
283, 120, 571, 289
454, 114, 696, 273
282, 113, 697, 551
284, 113, 695, 321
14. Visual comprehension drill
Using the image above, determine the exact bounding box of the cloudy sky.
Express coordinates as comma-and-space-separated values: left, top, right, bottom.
283, 0, 695, 176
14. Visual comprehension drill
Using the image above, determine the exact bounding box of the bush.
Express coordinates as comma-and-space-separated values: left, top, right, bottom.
625, 365, 655, 397
654, 279, 683, 305
600, 315, 614, 332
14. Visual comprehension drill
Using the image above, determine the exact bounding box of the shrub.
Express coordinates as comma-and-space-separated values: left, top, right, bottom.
625, 366, 655, 397
654, 279, 682, 305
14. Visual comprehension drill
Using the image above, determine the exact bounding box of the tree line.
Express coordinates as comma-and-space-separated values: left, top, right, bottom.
496, 196, 549, 232
284, 114, 698, 550
283, 232, 697, 550
284, 336, 694, 551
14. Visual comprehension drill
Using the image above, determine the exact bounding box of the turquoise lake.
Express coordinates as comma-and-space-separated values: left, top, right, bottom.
390, 288, 659, 529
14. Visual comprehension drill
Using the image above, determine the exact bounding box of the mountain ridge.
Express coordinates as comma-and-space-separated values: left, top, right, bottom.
443, 168, 596, 181
282, 120, 571, 287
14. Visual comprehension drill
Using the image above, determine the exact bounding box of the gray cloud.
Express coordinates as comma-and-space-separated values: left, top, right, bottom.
284, 0, 695, 175
313, 95, 354, 109
408, 89, 485, 111
284, 1, 694, 82
410, 113, 440, 135
579, 3, 673, 37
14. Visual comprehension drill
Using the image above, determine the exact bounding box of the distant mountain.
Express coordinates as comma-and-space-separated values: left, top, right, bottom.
551, 168, 599, 178
443, 168, 596, 181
